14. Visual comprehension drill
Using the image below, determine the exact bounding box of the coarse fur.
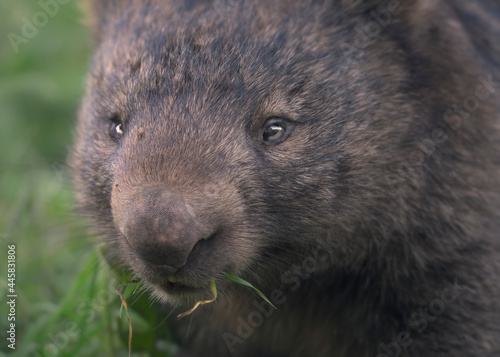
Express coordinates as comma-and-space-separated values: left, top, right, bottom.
71, 0, 500, 356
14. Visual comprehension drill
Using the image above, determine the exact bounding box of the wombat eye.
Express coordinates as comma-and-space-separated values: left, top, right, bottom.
109, 120, 124, 140
262, 118, 290, 145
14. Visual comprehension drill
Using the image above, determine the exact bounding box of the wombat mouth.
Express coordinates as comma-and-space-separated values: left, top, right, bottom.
150, 271, 222, 306
144, 267, 215, 303
158, 281, 205, 295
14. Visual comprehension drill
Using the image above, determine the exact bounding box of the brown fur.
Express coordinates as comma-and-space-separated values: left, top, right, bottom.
71, 1, 500, 356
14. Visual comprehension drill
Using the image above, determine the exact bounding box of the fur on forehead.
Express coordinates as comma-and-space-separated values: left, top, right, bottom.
82, 0, 430, 43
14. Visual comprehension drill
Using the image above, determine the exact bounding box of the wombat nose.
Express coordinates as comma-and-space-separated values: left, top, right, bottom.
122, 187, 200, 268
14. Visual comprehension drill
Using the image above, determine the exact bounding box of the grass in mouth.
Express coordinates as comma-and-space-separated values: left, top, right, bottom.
117, 272, 276, 355
177, 273, 276, 319
223, 272, 277, 309
177, 280, 218, 319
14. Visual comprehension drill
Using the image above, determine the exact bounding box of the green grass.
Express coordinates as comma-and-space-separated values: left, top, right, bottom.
0, 1, 174, 356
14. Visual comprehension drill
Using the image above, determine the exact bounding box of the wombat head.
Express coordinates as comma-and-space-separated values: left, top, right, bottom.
72, 0, 499, 306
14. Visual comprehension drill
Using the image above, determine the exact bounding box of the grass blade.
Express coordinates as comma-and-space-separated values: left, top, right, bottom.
177, 280, 218, 319
116, 278, 141, 357
224, 273, 276, 309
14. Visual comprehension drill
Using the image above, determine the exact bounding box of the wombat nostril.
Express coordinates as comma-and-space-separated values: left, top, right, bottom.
203, 232, 218, 241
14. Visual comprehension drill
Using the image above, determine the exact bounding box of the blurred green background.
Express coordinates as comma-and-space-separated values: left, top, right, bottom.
0, 1, 174, 356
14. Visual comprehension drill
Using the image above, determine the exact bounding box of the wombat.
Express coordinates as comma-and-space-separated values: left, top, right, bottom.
71, 0, 500, 356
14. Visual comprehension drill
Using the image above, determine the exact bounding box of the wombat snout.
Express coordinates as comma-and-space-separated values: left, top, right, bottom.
120, 186, 204, 269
